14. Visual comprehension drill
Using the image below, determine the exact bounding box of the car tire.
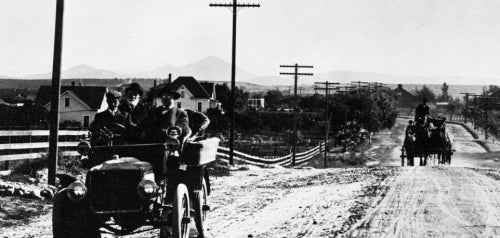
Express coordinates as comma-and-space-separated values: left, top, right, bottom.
194, 178, 208, 238
172, 183, 190, 238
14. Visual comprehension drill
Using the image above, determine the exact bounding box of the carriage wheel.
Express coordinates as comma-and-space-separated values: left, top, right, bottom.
408, 154, 414, 166
194, 178, 208, 238
173, 183, 190, 238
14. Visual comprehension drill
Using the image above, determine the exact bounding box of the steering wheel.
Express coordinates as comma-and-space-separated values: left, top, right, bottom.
92, 123, 126, 145
102, 122, 126, 137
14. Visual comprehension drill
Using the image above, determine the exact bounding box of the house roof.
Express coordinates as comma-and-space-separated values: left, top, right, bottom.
199, 82, 215, 96
171, 76, 211, 99
394, 84, 419, 107
35, 85, 107, 109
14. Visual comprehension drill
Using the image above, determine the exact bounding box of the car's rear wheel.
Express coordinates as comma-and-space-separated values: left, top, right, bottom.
52, 188, 101, 238
172, 183, 190, 238
194, 178, 208, 238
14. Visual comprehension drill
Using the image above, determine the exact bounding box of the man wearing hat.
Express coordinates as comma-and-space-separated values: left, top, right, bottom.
119, 82, 149, 144
146, 85, 191, 142
90, 90, 128, 145
415, 97, 430, 124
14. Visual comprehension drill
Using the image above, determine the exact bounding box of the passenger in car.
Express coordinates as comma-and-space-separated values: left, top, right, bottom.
146, 85, 191, 143
119, 83, 149, 144
184, 108, 210, 140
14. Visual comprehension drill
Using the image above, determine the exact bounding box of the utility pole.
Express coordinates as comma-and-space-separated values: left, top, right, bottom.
210, 1, 260, 165
460, 92, 475, 124
280, 64, 313, 166
472, 94, 478, 130
314, 81, 339, 168
48, 0, 65, 186
371, 82, 386, 91
477, 96, 496, 140
351, 81, 368, 89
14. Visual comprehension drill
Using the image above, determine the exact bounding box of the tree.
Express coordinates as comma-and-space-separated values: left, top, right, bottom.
264, 89, 283, 111
415, 85, 436, 102
215, 84, 248, 112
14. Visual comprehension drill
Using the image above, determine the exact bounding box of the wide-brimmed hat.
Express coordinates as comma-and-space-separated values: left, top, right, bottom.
159, 85, 180, 100
125, 83, 143, 96
106, 90, 122, 100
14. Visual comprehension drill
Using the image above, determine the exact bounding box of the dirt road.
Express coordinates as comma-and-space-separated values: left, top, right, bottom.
3, 119, 500, 237
346, 167, 500, 237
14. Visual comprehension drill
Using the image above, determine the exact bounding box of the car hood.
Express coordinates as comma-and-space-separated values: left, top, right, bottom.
90, 157, 153, 173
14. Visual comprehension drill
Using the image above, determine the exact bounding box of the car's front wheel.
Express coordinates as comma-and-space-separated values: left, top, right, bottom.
52, 188, 101, 238
172, 184, 190, 238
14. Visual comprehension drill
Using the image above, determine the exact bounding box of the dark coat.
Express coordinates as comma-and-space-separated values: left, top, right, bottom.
90, 109, 127, 133
185, 109, 210, 137
118, 102, 149, 144
146, 106, 191, 143
415, 103, 430, 120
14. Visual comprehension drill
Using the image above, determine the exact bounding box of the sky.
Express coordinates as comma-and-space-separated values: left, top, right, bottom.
2, 0, 500, 84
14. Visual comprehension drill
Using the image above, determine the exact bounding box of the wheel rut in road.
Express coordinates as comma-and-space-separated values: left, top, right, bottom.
345, 167, 500, 237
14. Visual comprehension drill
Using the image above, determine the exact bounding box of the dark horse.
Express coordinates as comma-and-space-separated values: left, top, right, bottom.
427, 117, 451, 164
412, 115, 431, 166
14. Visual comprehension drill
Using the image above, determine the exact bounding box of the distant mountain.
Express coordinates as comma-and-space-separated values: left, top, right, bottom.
132, 56, 256, 82
25, 64, 124, 79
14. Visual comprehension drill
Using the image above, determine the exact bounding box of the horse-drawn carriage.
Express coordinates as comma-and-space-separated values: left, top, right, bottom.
52, 123, 219, 238
401, 116, 454, 166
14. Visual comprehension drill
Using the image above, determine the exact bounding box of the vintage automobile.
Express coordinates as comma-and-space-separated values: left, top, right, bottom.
52, 123, 219, 238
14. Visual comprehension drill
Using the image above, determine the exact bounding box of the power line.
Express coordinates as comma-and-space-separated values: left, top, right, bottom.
460, 92, 475, 124
476, 96, 496, 140
210, 0, 260, 165
314, 81, 339, 168
280, 64, 313, 166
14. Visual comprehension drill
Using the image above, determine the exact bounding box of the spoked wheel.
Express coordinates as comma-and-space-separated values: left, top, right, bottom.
194, 178, 208, 238
173, 183, 190, 238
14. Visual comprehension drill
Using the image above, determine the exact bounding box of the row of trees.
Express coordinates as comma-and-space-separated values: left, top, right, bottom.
206, 86, 399, 138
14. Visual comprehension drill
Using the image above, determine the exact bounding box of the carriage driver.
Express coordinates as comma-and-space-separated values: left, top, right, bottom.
415, 97, 430, 124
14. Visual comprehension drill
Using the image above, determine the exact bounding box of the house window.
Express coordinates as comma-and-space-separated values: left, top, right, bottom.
180, 90, 185, 98
177, 102, 182, 108
83, 116, 90, 128
64, 98, 70, 107
197, 102, 202, 112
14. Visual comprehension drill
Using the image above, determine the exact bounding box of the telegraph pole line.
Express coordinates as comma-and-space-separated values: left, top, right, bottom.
315, 81, 339, 168
472, 94, 478, 130
460, 92, 475, 124
477, 96, 496, 140
210, 1, 260, 165
48, 0, 65, 186
280, 64, 313, 166
351, 81, 368, 89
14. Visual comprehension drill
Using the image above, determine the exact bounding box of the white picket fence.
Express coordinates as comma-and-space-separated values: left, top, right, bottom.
0, 129, 324, 167
0, 130, 87, 161
216, 142, 325, 166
